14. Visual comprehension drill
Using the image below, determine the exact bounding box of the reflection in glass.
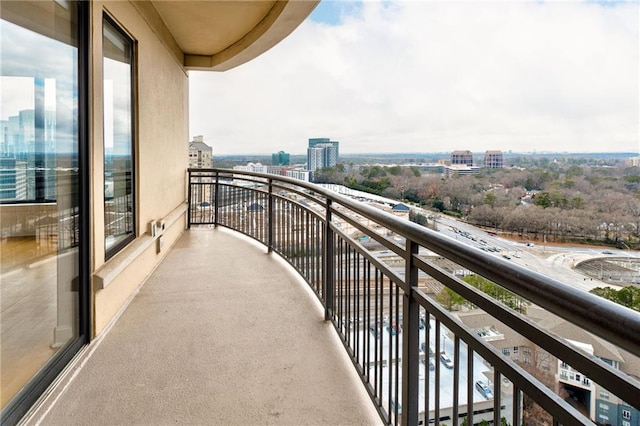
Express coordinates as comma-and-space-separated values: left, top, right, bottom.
0, 0, 79, 410
103, 17, 134, 256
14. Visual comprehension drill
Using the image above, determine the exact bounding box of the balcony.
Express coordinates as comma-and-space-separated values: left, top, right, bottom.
22, 226, 380, 425
23, 169, 640, 425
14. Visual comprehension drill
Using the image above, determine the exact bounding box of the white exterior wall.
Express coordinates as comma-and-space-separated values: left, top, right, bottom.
91, 1, 189, 336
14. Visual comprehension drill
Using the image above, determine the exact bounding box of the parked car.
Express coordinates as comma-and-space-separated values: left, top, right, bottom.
369, 325, 381, 338
475, 380, 493, 399
440, 353, 454, 369
386, 324, 401, 335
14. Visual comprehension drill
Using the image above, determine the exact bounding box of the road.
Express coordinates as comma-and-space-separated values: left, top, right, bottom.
431, 214, 638, 292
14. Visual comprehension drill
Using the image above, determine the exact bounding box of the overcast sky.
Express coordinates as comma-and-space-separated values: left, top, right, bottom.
189, 0, 639, 156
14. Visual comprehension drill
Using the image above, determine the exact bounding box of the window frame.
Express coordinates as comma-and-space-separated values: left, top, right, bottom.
102, 12, 136, 260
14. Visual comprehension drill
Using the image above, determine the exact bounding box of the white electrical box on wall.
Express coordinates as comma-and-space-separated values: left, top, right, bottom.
148, 220, 158, 237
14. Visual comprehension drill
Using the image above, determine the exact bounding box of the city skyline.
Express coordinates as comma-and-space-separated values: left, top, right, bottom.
189, 0, 639, 156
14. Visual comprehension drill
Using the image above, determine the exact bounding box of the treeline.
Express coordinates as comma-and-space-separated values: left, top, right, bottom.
589, 286, 640, 311
436, 274, 530, 314
314, 159, 640, 248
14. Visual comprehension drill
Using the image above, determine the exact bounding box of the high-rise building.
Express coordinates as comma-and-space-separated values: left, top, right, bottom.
484, 150, 503, 168
0, 158, 27, 200
0, 109, 58, 200
306, 138, 339, 172
451, 150, 473, 166
272, 150, 290, 166
188, 135, 213, 168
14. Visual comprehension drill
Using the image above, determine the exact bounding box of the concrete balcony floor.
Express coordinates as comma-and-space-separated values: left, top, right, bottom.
26, 227, 381, 425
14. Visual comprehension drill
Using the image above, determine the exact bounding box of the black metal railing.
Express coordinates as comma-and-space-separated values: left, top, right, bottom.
188, 168, 640, 426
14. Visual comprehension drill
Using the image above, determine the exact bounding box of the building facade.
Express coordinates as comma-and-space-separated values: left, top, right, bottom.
484, 150, 503, 168
307, 137, 339, 172
444, 164, 481, 177
286, 169, 311, 182
233, 162, 268, 173
459, 307, 640, 426
272, 150, 290, 166
0, 158, 27, 200
0, 1, 317, 423
451, 150, 473, 166
188, 135, 213, 168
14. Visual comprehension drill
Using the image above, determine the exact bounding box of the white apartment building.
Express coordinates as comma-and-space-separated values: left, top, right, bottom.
188, 135, 213, 168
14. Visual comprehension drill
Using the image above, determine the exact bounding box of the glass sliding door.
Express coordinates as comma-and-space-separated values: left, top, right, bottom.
0, 1, 87, 422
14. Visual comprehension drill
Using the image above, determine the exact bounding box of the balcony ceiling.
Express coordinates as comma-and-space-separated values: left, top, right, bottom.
148, 0, 319, 71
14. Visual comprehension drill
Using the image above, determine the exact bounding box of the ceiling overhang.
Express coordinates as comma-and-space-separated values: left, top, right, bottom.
143, 0, 320, 72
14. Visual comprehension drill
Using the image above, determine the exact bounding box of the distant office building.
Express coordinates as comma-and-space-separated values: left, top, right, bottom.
232, 163, 309, 182
188, 135, 213, 168
451, 150, 473, 166
0, 109, 58, 200
233, 162, 268, 173
272, 151, 290, 166
286, 169, 310, 182
308, 137, 338, 149
307, 146, 325, 172
307, 138, 339, 172
626, 157, 640, 167
0, 158, 28, 201
444, 164, 480, 177
484, 150, 503, 168
266, 165, 286, 175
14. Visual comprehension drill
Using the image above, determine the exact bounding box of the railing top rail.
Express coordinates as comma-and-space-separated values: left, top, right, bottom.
188, 168, 640, 358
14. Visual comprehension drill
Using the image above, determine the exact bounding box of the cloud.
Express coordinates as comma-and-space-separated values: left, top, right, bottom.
189, 0, 639, 155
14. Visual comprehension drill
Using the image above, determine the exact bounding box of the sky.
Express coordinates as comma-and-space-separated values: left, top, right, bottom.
188, 0, 640, 156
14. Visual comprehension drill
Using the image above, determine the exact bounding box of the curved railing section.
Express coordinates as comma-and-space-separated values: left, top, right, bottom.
188, 168, 640, 426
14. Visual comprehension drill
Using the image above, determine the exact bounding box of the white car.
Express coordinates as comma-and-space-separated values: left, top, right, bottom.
440, 353, 454, 369
475, 380, 493, 399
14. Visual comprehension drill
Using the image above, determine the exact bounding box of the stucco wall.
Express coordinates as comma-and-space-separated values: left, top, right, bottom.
91, 1, 188, 336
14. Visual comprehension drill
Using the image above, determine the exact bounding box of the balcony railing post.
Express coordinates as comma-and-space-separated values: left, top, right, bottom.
268, 178, 273, 252
402, 238, 419, 426
214, 170, 219, 226
187, 169, 192, 229
323, 199, 334, 321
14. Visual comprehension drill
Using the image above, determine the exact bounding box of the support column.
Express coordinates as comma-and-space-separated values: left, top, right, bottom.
401, 239, 419, 425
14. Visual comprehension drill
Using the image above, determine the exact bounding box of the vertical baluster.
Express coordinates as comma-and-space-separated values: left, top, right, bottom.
453, 336, 460, 426
425, 312, 431, 426
467, 345, 474, 426
402, 240, 419, 426
187, 170, 192, 228
494, 369, 501, 426
435, 321, 441, 425
322, 199, 335, 320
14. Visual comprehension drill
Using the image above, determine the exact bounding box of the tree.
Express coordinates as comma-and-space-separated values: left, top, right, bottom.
432, 197, 445, 212
534, 192, 552, 208
436, 287, 465, 311
484, 193, 497, 207
521, 347, 562, 426
590, 286, 640, 311
409, 210, 428, 226
463, 275, 530, 314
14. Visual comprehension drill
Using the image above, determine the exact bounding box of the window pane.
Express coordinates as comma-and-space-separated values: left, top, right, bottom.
103, 17, 134, 255
0, 0, 79, 409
